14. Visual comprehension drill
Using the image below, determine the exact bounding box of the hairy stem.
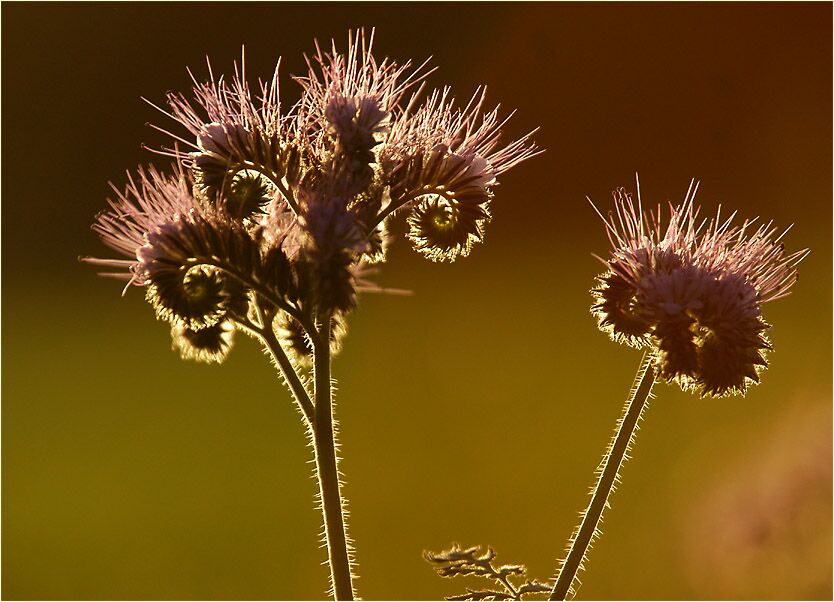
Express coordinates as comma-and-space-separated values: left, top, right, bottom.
260, 324, 315, 427
368, 187, 456, 233
550, 353, 655, 601
313, 317, 354, 600
232, 299, 315, 428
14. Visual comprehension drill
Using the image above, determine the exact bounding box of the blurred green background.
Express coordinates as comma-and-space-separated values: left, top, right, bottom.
3, 3, 831, 600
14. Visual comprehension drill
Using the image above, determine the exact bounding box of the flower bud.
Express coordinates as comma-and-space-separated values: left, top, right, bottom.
171, 320, 235, 363
407, 196, 489, 262
197, 123, 229, 156
193, 123, 252, 193
138, 216, 262, 328
227, 171, 272, 219
145, 264, 229, 330
591, 269, 652, 347
694, 276, 771, 397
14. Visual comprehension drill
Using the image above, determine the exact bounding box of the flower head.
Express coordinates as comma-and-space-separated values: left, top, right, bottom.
85, 30, 537, 364
591, 179, 807, 397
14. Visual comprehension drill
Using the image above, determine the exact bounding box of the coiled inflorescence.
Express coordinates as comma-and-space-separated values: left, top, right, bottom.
591, 181, 807, 397
85, 30, 538, 364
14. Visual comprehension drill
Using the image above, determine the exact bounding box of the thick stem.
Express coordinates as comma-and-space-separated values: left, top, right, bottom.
550, 353, 656, 601
313, 317, 355, 600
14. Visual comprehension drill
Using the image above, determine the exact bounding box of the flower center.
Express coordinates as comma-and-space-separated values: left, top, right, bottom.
432, 210, 454, 230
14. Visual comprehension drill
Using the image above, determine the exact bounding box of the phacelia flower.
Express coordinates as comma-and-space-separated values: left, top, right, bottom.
591, 180, 807, 397
84, 30, 537, 364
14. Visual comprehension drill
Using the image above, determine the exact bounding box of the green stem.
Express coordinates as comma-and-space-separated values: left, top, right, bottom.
313, 317, 355, 600
550, 353, 656, 601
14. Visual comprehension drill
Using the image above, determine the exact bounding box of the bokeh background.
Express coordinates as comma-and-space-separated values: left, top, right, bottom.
3, 3, 831, 600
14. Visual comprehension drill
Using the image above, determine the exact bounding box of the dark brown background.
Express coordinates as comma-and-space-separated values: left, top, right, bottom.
3, 2, 831, 600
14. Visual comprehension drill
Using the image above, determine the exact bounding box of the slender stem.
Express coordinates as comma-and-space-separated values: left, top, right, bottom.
367, 187, 456, 234
495, 574, 519, 599
235, 307, 315, 430
312, 317, 355, 600
549, 353, 656, 601
260, 324, 315, 428
237, 160, 300, 215
369, 200, 403, 232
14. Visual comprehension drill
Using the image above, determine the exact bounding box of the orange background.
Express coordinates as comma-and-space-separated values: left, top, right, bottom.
3, 3, 831, 600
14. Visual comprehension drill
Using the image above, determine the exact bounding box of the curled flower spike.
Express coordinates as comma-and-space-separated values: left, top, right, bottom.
172, 320, 236, 364
85, 164, 203, 287
591, 179, 808, 397
85, 29, 537, 365
83, 163, 304, 365
382, 89, 539, 258
146, 29, 537, 263
407, 195, 490, 262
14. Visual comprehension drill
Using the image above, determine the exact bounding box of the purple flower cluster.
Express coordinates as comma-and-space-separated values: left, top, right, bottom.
592, 180, 807, 397
86, 31, 538, 364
